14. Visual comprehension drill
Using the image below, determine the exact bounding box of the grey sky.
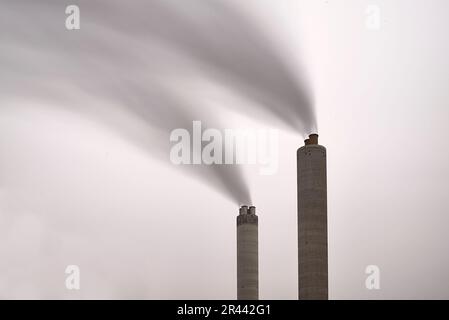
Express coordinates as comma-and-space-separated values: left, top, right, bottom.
1, 0, 449, 299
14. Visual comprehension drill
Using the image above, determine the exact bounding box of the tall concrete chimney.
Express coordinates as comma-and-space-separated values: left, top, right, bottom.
297, 134, 328, 299
237, 205, 258, 300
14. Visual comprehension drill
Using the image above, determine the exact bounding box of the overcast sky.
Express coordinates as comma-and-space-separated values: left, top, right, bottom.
1, 0, 448, 299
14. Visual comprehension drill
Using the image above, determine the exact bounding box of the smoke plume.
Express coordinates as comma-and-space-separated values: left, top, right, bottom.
0, 0, 315, 204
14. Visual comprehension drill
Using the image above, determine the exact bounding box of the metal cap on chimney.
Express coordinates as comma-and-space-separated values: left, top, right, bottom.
308, 134, 318, 145
239, 205, 248, 215
249, 206, 256, 215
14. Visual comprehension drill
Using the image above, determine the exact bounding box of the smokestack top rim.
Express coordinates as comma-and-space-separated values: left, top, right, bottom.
304, 133, 319, 145
239, 205, 249, 215
248, 206, 256, 215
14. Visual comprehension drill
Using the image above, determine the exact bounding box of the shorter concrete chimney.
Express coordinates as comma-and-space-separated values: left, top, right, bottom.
237, 205, 259, 300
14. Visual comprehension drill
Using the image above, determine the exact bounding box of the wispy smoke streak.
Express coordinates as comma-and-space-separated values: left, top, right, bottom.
0, 0, 314, 204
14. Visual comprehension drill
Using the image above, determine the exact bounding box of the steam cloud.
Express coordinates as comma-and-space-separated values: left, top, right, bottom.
0, 0, 315, 204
